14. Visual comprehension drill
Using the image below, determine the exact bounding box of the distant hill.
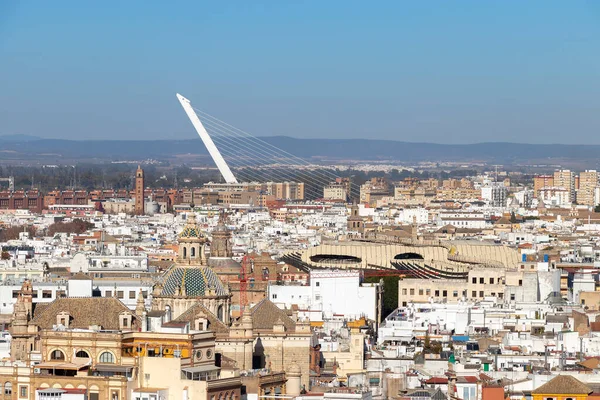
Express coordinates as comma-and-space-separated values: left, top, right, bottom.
0, 135, 598, 165
0, 134, 42, 142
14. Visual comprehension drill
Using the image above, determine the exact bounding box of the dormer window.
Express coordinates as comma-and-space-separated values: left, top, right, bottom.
57, 311, 70, 328
119, 312, 133, 330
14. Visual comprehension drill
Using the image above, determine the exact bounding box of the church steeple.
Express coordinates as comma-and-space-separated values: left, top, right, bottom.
211, 211, 233, 258
178, 213, 207, 265
135, 289, 146, 315
10, 280, 36, 362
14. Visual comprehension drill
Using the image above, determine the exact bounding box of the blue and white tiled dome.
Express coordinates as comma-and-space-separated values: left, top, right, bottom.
159, 265, 227, 297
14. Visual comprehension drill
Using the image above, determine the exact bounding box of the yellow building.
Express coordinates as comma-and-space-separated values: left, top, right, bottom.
531, 375, 592, 400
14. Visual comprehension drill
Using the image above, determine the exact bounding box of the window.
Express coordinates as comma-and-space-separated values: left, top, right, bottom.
315, 282, 320, 287
315, 295, 321, 301
498, 293, 503, 299
410, 289, 415, 295
32, 291, 38, 298
19, 385, 27, 398
75, 350, 90, 358
42, 290, 52, 298
402, 289, 407, 295
129, 291, 136, 299
99, 352, 114, 363
117, 291, 124, 299
489, 278, 495, 284
50, 349, 65, 360
426, 289, 431, 296
479, 291, 484, 297
12, 291, 18, 298
518, 280, 522, 286
4, 382, 11, 395
434, 290, 440, 297
419, 289, 423, 295
142, 290, 148, 298
453, 291, 458, 297
471, 291, 476, 297
272, 294, 277, 299
471, 277, 477, 284
105, 290, 112, 297
479, 278, 484, 284
442, 290, 447, 297
510, 294, 516, 301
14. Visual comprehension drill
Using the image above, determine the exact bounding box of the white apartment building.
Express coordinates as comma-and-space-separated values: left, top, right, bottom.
268, 270, 379, 321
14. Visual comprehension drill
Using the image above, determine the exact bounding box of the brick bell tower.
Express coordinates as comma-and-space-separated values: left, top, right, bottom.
135, 165, 145, 215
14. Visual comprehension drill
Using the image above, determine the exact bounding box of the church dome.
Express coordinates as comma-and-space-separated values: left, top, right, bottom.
179, 213, 206, 242
207, 257, 243, 275
158, 265, 227, 297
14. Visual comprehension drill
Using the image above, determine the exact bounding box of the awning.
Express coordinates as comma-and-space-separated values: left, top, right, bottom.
36, 362, 88, 370
95, 365, 134, 373
182, 365, 220, 374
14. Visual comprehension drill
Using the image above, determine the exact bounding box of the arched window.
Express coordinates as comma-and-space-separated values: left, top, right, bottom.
217, 305, 224, 322
191, 247, 196, 257
75, 350, 90, 358
4, 382, 11, 395
183, 247, 187, 259
99, 352, 114, 363
50, 349, 65, 360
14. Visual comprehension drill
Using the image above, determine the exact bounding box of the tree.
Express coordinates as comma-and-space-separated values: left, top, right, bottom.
423, 330, 431, 353
0, 225, 36, 241
47, 219, 94, 236
365, 276, 399, 319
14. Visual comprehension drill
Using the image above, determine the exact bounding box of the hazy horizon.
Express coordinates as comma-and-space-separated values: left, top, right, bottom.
3, 132, 600, 147
2, 2, 600, 144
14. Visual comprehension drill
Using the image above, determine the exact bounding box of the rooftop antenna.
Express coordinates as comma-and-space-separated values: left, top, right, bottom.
176, 93, 238, 184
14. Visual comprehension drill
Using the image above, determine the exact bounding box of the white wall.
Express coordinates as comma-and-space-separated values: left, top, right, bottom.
268, 270, 378, 321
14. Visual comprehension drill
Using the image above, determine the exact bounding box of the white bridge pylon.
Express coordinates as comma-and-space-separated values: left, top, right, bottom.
176, 93, 238, 184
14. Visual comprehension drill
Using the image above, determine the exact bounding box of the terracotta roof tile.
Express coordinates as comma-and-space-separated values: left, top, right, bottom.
250, 298, 296, 331
31, 297, 139, 330
532, 375, 592, 395
172, 303, 229, 334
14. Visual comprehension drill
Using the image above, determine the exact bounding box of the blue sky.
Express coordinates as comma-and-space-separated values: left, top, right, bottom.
1, 1, 600, 143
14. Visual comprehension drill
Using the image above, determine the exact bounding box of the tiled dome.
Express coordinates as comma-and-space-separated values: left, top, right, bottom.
159, 265, 227, 297
179, 213, 206, 241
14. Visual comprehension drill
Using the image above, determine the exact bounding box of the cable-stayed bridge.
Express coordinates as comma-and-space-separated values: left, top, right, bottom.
177, 93, 359, 200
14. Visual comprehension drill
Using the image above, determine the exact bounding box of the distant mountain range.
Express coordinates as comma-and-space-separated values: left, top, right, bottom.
0, 135, 597, 165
